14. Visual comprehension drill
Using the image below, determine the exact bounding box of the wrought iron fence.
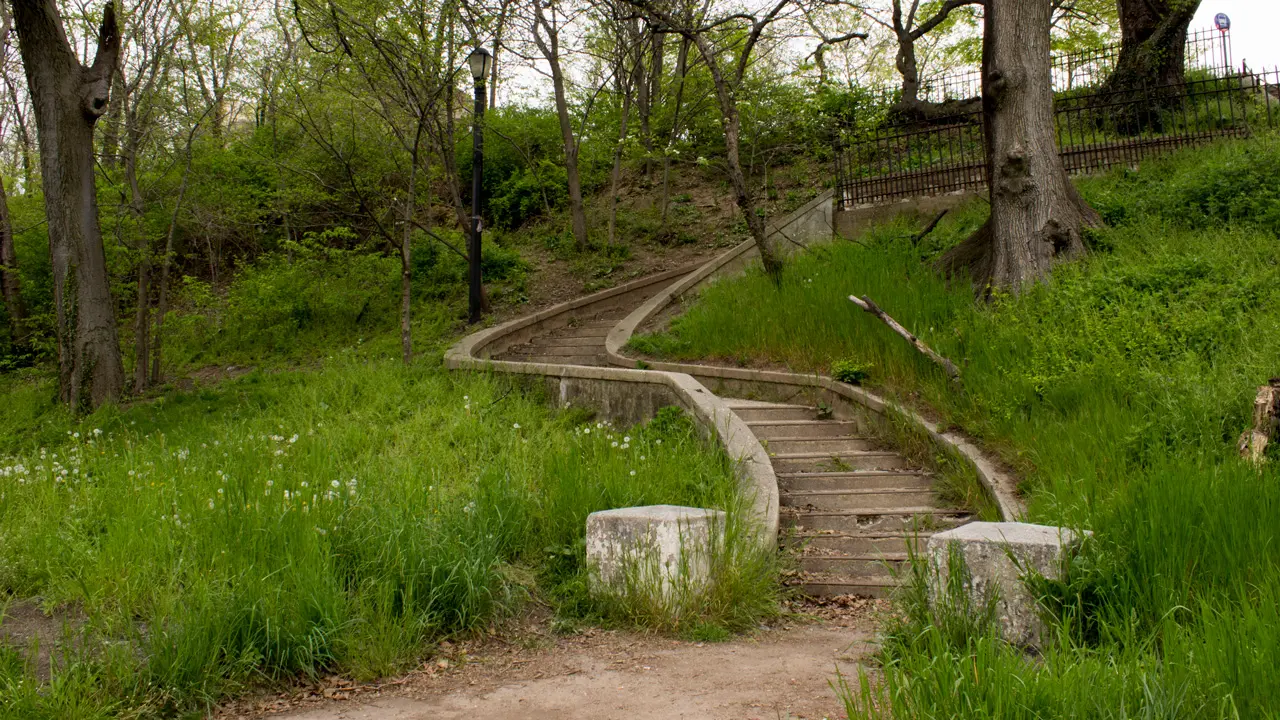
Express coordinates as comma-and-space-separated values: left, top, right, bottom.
835, 67, 1279, 209
916, 27, 1233, 103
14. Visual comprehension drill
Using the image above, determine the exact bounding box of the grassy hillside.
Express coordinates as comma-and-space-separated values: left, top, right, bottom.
0, 295, 776, 718
632, 136, 1280, 717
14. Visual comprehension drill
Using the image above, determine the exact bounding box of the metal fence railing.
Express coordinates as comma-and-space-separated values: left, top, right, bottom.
915, 27, 1232, 103
835, 67, 1278, 209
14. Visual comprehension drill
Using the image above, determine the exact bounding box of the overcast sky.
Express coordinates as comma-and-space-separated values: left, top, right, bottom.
1194, 2, 1280, 70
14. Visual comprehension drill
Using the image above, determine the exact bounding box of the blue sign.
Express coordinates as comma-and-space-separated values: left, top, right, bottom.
1215, 13, 1231, 31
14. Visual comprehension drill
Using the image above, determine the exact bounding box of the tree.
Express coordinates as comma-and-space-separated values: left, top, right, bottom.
859, 0, 981, 116
0, 5, 27, 347
532, 0, 591, 251
936, 0, 1100, 293
1105, 0, 1200, 91
624, 0, 798, 279
11, 0, 125, 409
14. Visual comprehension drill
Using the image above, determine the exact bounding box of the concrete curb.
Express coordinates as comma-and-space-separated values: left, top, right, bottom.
604, 246, 1026, 523
445, 271, 780, 544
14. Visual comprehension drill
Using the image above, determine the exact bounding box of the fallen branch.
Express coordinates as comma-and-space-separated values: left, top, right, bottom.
910, 209, 949, 246
1238, 379, 1280, 465
848, 295, 960, 381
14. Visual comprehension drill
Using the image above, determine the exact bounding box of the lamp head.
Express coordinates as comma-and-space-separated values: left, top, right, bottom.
467, 47, 493, 83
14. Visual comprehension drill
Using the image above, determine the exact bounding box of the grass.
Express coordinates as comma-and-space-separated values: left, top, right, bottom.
633, 135, 1280, 717
0, 286, 777, 717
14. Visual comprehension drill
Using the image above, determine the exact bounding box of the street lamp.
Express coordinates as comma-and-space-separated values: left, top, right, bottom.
466, 47, 493, 325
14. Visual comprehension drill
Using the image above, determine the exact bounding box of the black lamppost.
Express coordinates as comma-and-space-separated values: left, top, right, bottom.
466, 47, 493, 324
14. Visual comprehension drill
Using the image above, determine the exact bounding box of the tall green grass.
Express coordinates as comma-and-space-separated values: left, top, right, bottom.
634, 136, 1280, 717
0, 347, 774, 717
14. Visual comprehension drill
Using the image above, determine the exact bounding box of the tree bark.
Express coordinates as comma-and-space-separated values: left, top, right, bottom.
124, 118, 150, 391
936, 0, 1101, 294
13, 0, 125, 410
151, 127, 195, 385
697, 36, 783, 279
1107, 0, 1201, 90
534, 1, 589, 251
660, 35, 690, 226
0, 171, 25, 346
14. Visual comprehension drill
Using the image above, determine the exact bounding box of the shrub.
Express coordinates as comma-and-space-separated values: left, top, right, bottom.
831, 359, 872, 385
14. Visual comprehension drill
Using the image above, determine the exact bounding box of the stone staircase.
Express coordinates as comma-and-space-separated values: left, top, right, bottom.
462, 267, 984, 599
723, 398, 971, 597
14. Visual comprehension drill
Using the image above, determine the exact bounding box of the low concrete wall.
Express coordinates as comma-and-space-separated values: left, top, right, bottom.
835, 191, 980, 241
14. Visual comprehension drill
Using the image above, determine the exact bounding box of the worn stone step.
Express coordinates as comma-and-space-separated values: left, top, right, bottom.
782, 488, 938, 511
771, 451, 910, 473
783, 532, 925, 556
787, 575, 897, 598
567, 319, 619, 329
778, 472, 933, 492
746, 420, 863, 440
798, 554, 909, 578
530, 335, 604, 347
783, 509, 970, 534
516, 343, 605, 356
500, 353, 607, 366
762, 437, 879, 454
730, 406, 819, 422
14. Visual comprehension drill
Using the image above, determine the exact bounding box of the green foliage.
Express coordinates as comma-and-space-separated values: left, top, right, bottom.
830, 359, 872, 385
0, 347, 775, 714
638, 136, 1280, 716
163, 230, 400, 367
489, 161, 568, 229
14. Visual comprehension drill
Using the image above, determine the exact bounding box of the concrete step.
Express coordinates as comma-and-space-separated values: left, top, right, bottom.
567, 319, 619, 329
783, 532, 925, 556
731, 406, 819, 422
530, 335, 604, 347
515, 343, 605, 356
746, 420, 863, 440
778, 472, 933, 492
500, 353, 607, 366
781, 488, 938, 511
762, 437, 879, 454
783, 509, 970, 534
787, 574, 897, 598
797, 554, 909, 578
771, 451, 909, 473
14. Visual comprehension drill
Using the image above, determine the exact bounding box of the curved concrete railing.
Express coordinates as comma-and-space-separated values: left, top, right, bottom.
445, 270, 780, 542
604, 253, 1027, 522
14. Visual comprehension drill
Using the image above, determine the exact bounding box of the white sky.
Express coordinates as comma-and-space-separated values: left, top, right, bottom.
1194, 2, 1280, 70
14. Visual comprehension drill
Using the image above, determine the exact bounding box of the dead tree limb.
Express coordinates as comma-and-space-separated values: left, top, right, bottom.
910, 209, 948, 246
1238, 379, 1280, 465
848, 295, 960, 381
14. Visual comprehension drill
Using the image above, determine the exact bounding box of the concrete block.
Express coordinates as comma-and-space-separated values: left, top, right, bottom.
586, 505, 725, 603
926, 522, 1089, 649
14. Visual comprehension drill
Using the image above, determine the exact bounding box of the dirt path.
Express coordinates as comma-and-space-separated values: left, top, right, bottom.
221, 602, 881, 720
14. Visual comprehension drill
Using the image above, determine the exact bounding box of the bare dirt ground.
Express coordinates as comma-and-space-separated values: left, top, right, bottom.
215, 598, 885, 720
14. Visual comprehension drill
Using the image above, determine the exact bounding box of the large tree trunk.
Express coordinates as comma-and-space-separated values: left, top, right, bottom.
1108, 0, 1200, 90
0, 172, 25, 346
936, 0, 1100, 294
895, 27, 922, 106
13, 0, 124, 410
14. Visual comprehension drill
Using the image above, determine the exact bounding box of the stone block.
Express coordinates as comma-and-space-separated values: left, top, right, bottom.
926, 522, 1089, 649
586, 505, 725, 604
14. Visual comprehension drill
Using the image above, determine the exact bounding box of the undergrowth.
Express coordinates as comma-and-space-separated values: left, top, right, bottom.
634, 135, 1280, 717
0, 319, 775, 717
